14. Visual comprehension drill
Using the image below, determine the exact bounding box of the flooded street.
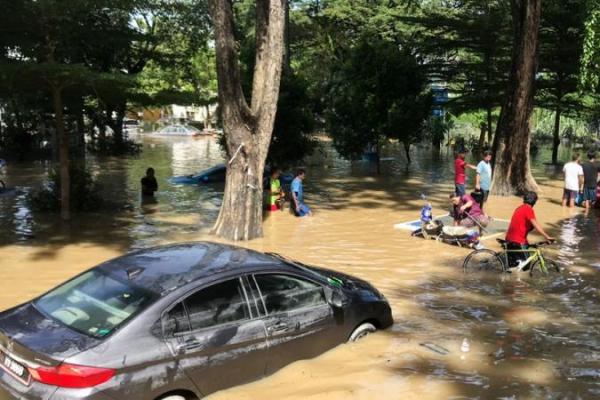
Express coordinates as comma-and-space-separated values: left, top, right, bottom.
1, 136, 599, 399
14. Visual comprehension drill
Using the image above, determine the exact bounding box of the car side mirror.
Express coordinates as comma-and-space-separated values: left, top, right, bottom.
324, 286, 345, 308
162, 316, 177, 338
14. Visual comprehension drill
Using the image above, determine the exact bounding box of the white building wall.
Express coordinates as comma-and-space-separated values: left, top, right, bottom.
170, 104, 218, 122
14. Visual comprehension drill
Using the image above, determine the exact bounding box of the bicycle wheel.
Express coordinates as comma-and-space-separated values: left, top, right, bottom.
463, 249, 505, 273
529, 258, 561, 277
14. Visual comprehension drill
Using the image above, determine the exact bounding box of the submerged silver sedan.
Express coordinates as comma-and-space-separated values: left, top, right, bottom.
0, 242, 393, 400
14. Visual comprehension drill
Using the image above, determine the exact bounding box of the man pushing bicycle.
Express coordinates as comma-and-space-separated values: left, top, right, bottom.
505, 191, 555, 268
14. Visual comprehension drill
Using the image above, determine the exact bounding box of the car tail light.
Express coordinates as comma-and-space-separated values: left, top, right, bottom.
28, 363, 115, 388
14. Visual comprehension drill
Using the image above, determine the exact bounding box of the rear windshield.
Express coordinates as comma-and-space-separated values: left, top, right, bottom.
35, 270, 157, 338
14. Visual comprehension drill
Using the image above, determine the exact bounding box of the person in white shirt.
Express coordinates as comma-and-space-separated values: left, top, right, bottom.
562, 153, 584, 208
475, 151, 493, 209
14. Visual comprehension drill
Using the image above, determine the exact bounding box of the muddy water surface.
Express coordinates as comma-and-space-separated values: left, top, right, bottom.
1, 137, 599, 399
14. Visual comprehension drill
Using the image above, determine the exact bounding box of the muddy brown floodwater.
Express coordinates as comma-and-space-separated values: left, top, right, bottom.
1, 136, 599, 399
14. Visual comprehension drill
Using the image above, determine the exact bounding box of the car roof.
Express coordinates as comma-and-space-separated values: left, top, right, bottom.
97, 242, 284, 295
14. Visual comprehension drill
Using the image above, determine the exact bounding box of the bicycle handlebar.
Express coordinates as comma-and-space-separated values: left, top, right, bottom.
530, 239, 556, 248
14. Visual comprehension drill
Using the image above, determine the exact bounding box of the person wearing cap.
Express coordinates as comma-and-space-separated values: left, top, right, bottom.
505, 191, 555, 266
454, 149, 477, 196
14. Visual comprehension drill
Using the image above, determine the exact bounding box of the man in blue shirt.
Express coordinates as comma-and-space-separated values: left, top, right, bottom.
475, 151, 493, 209
290, 169, 311, 217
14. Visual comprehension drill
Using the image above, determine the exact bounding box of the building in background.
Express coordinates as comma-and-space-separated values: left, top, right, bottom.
137, 104, 218, 129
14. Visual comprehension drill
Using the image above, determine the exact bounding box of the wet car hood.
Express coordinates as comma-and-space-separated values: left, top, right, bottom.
0, 303, 99, 363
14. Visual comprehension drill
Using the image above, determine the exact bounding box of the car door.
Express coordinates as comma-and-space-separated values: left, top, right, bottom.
161, 278, 268, 396
251, 273, 338, 374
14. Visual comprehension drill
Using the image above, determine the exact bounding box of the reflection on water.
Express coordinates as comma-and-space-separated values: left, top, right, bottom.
1, 137, 600, 399
0, 136, 227, 248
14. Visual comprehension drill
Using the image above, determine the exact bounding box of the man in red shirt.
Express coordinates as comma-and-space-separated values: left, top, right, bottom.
454, 150, 477, 196
505, 191, 554, 266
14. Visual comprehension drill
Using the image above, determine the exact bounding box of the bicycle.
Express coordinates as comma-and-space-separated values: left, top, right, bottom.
463, 238, 561, 276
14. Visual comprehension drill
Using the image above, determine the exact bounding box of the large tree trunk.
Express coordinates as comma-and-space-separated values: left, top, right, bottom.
284, 0, 291, 72
75, 97, 86, 158
491, 0, 541, 195
486, 106, 494, 145
484, 50, 494, 146
375, 140, 381, 174
114, 102, 126, 147
205, 105, 212, 129
551, 102, 562, 165
210, 0, 285, 240
403, 141, 411, 163
477, 123, 487, 151
51, 86, 70, 221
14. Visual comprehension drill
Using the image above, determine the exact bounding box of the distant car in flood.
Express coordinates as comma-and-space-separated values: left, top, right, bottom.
169, 163, 227, 185
0, 242, 392, 400
169, 164, 294, 186
153, 125, 204, 137
122, 119, 140, 136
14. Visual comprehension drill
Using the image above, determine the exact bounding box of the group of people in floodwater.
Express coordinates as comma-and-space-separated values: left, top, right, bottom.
140, 166, 312, 217
450, 148, 600, 262
450, 148, 553, 258
266, 168, 312, 217
138, 144, 599, 253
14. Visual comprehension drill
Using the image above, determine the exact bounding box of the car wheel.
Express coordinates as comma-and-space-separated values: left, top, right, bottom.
349, 322, 376, 342
159, 396, 187, 400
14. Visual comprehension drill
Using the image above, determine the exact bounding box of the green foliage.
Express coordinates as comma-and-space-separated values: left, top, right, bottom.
269, 72, 318, 167
581, 0, 600, 90
326, 36, 432, 159
407, 0, 512, 123
0, 0, 215, 156
29, 163, 105, 212
228, 0, 318, 165
0, 0, 141, 157
424, 116, 454, 148
537, 0, 587, 115
136, 18, 217, 108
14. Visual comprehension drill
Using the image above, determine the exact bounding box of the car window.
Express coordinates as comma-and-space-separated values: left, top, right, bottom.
35, 271, 157, 338
184, 279, 249, 331
255, 274, 326, 314
164, 302, 190, 337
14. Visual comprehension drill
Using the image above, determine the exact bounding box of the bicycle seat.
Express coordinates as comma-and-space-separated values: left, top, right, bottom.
496, 238, 508, 249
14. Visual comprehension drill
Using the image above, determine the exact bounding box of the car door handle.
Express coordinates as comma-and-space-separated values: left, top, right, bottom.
267, 322, 288, 333
175, 339, 201, 352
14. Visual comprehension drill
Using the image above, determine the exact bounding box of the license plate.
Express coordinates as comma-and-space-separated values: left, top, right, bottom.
0, 350, 30, 385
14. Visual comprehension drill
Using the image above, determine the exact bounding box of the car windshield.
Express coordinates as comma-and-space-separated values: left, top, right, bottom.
35, 270, 157, 339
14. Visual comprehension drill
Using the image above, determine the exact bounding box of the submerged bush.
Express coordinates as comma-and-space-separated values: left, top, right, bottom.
29, 163, 105, 212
